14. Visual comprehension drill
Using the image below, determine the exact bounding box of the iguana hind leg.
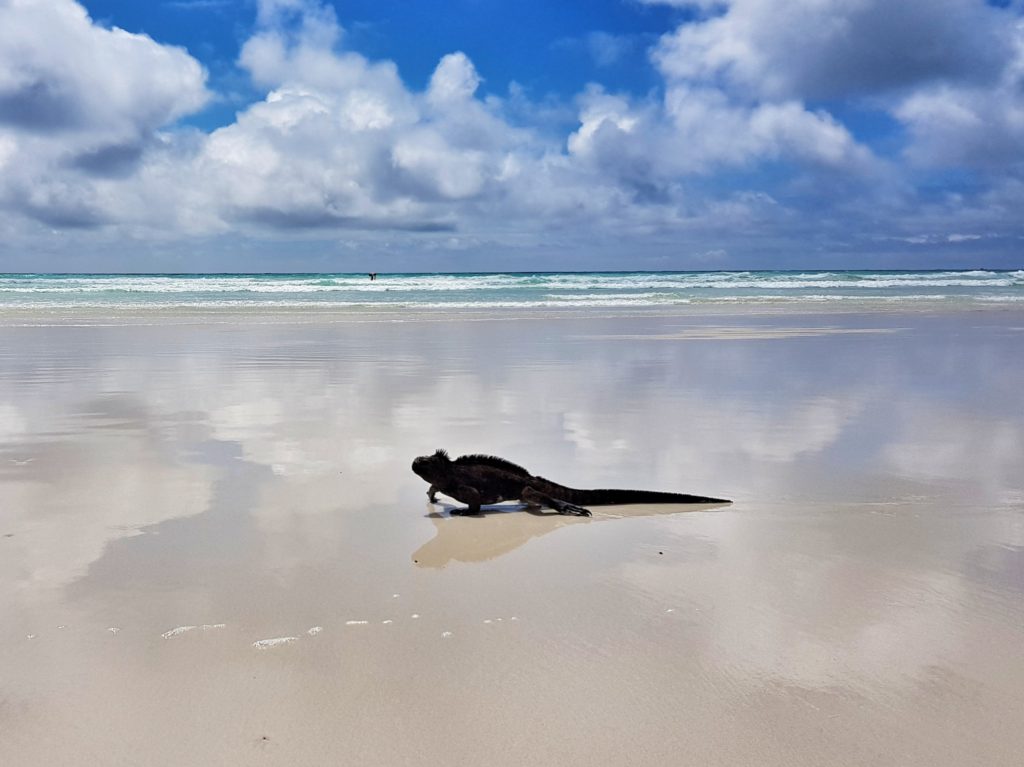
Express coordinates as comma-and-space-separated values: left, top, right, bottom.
521, 486, 591, 517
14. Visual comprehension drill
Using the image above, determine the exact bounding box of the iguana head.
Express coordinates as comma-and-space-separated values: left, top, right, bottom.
411, 449, 452, 483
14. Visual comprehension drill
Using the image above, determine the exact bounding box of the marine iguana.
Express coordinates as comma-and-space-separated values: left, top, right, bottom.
411, 449, 730, 517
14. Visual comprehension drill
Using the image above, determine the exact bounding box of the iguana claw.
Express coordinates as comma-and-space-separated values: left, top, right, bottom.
555, 502, 592, 517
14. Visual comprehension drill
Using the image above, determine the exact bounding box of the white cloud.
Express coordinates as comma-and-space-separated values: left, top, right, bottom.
206, 23, 535, 229
392, 132, 487, 200
427, 52, 481, 106
664, 84, 872, 171
647, 0, 1024, 179
567, 82, 874, 184
0, 0, 210, 229
652, 0, 1010, 101
568, 87, 643, 160
895, 23, 1024, 169
0, 0, 208, 137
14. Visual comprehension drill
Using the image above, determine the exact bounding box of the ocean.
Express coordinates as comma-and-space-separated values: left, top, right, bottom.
1, 270, 1022, 313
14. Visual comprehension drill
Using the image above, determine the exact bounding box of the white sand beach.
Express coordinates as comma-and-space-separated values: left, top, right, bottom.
1, 307, 1023, 765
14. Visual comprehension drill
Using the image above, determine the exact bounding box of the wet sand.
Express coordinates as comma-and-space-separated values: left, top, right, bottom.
1, 309, 1023, 765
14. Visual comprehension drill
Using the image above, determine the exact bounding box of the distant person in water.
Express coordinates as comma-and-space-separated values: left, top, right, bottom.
368, 272, 378, 281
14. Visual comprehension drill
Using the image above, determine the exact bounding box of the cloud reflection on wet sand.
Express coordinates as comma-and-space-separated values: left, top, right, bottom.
0, 311, 1022, 765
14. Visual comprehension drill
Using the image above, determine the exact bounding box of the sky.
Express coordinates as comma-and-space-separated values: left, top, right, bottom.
0, 0, 1022, 273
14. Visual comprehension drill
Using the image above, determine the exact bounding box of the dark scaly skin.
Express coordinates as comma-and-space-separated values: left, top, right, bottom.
411, 449, 730, 517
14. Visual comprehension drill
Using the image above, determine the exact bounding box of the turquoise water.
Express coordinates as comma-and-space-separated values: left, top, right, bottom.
1, 271, 1022, 310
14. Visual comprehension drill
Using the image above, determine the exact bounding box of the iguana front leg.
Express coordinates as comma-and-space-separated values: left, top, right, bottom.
427, 484, 439, 502
521, 486, 592, 517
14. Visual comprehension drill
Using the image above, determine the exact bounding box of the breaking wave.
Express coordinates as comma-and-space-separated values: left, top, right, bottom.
1, 270, 1021, 311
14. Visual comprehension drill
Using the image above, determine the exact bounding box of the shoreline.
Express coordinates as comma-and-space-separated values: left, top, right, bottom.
2, 298, 1024, 327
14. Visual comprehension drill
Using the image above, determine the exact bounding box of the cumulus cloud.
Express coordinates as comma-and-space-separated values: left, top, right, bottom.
427, 52, 481, 105
0, 0, 210, 229
209, 11, 538, 230
648, 0, 1024, 179
652, 0, 1010, 101
662, 84, 872, 172
565, 68, 877, 196
0, 0, 208, 136
895, 23, 1024, 170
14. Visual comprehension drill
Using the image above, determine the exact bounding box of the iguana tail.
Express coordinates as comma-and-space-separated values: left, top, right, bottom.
569, 488, 730, 505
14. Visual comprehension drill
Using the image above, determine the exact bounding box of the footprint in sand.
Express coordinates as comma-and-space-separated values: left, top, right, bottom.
161, 625, 197, 639
252, 636, 298, 649
70, 611, 537, 651
161, 624, 226, 639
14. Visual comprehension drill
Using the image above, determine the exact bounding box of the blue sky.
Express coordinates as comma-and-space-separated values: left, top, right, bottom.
0, 0, 1022, 272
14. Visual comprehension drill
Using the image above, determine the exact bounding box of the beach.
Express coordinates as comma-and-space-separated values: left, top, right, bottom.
1, 305, 1023, 765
